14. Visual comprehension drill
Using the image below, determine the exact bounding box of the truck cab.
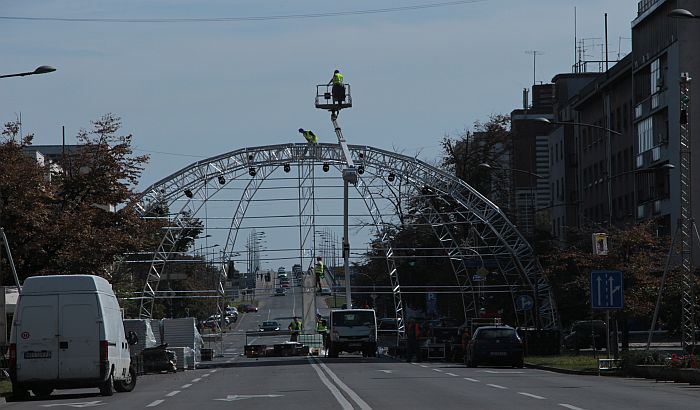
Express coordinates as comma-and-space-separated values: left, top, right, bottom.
328, 309, 377, 358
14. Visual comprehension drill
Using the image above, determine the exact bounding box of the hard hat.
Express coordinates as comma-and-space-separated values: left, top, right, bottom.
334, 69, 340, 74
298, 128, 304, 133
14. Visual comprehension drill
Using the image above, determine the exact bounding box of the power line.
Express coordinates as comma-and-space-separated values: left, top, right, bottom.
0, 1, 486, 24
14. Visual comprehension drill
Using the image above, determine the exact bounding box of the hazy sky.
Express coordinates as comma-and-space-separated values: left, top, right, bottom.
1, 0, 640, 189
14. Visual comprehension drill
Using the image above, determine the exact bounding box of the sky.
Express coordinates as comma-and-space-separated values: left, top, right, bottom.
1, 0, 640, 187
0, 0, 641, 270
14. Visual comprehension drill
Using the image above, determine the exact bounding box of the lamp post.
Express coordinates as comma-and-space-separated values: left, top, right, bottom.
535, 117, 623, 227
478, 163, 546, 241
0, 65, 56, 79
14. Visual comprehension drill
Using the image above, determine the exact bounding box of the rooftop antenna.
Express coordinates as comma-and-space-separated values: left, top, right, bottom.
525, 50, 543, 86
574, 7, 577, 72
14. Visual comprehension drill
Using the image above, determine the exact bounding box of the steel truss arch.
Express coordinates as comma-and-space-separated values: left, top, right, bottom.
137, 142, 559, 329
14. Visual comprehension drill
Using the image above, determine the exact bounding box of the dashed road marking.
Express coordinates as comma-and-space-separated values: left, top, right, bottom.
445, 372, 458, 376
419, 365, 428, 368
146, 400, 164, 407
518, 392, 545, 400
464, 377, 480, 382
181, 384, 192, 389
209, 369, 218, 373
559, 404, 586, 410
487, 384, 507, 389
166, 391, 180, 397
202, 373, 211, 378
192, 378, 202, 382
432, 368, 444, 373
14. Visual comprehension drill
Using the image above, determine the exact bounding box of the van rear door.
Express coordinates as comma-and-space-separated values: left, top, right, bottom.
59, 294, 100, 380
16, 295, 59, 381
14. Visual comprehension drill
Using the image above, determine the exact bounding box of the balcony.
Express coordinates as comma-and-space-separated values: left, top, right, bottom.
636, 144, 667, 168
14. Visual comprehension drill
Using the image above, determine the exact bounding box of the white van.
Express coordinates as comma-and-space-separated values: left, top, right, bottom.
9, 275, 136, 398
328, 309, 377, 358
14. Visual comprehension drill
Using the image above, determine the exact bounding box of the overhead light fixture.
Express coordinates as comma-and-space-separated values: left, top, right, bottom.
323, 163, 330, 172
388, 173, 396, 182
248, 167, 257, 177
358, 152, 364, 159
283, 163, 291, 173
184, 189, 193, 198
248, 154, 254, 161
218, 175, 226, 185
357, 165, 365, 175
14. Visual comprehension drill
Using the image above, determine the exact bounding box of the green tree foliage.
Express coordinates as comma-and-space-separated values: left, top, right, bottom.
538, 220, 684, 332
0, 115, 163, 282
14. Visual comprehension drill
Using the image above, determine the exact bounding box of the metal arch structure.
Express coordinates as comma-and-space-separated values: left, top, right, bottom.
137, 142, 559, 330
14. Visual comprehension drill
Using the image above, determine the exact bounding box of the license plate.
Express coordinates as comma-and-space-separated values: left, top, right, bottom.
489, 352, 507, 357
24, 350, 52, 359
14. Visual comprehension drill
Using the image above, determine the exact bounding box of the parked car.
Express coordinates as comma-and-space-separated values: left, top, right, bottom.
240, 304, 258, 313
563, 320, 607, 350
464, 326, 524, 368
259, 321, 281, 332
275, 287, 286, 296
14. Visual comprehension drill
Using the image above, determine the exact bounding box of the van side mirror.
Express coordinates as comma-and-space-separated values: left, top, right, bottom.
127, 331, 139, 345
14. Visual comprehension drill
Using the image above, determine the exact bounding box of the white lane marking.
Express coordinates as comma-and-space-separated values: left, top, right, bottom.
166, 391, 180, 397
317, 360, 373, 410
181, 384, 192, 389
41, 401, 104, 407
192, 378, 202, 382
419, 364, 428, 368
215, 394, 283, 402
209, 369, 218, 373
464, 377, 480, 382
432, 368, 444, 373
487, 384, 507, 389
445, 372, 458, 377
308, 359, 354, 410
483, 370, 524, 374
518, 392, 545, 400
146, 400, 164, 407
559, 405, 586, 410
378, 369, 393, 374
202, 373, 211, 378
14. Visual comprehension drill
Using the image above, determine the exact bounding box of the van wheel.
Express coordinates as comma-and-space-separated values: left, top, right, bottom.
32, 387, 53, 398
100, 374, 115, 396
114, 366, 137, 392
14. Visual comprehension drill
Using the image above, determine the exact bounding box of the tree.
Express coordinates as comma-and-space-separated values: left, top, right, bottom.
0, 115, 164, 282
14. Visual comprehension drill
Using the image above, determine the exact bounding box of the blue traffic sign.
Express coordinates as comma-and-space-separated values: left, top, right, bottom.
590, 270, 624, 309
516, 295, 534, 311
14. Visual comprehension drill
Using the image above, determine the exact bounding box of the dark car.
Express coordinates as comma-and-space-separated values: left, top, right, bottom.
563, 320, 607, 350
464, 326, 524, 368
241, 304, 258, 313
274, 287, 286, 296
259, 321, 280, 332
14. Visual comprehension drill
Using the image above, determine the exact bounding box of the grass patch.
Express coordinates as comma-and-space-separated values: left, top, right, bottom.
526, 352, 602, 371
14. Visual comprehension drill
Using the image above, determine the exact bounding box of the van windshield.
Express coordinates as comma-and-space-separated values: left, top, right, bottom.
333, 311, 374, 327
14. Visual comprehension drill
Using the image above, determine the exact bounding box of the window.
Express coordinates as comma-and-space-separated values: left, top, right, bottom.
638, 117, 654, 153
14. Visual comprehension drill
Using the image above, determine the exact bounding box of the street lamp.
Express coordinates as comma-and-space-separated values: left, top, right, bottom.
668, 9, 700, 19
479, 163, 546, 241
0, 65, 56, 79
534, 117, 622, 226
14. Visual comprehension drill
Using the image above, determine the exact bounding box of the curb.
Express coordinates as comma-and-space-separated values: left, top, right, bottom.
525, 362, 619, 376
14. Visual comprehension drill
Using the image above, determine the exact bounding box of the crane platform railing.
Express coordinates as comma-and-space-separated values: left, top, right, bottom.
315, 83, 352, 111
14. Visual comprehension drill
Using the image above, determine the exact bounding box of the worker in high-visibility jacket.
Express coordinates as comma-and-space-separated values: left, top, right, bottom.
316, 318, 329, 351
314, 256, 325, 292
298, 128, 318, 144
327, 69, 346, 110
288, 317, 303, 342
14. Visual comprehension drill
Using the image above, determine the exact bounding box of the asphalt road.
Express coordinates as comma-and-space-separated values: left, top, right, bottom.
4, 276, 700, 409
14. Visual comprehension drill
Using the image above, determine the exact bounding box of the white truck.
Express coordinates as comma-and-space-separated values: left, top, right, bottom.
9, 275, 136, 399
328, 309, 377, 358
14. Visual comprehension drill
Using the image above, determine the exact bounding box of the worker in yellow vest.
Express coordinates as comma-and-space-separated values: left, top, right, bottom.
288, 317, 303, 342
327, 69, 346, 117
298, 128, 318, 144
314, 256, 325, 292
